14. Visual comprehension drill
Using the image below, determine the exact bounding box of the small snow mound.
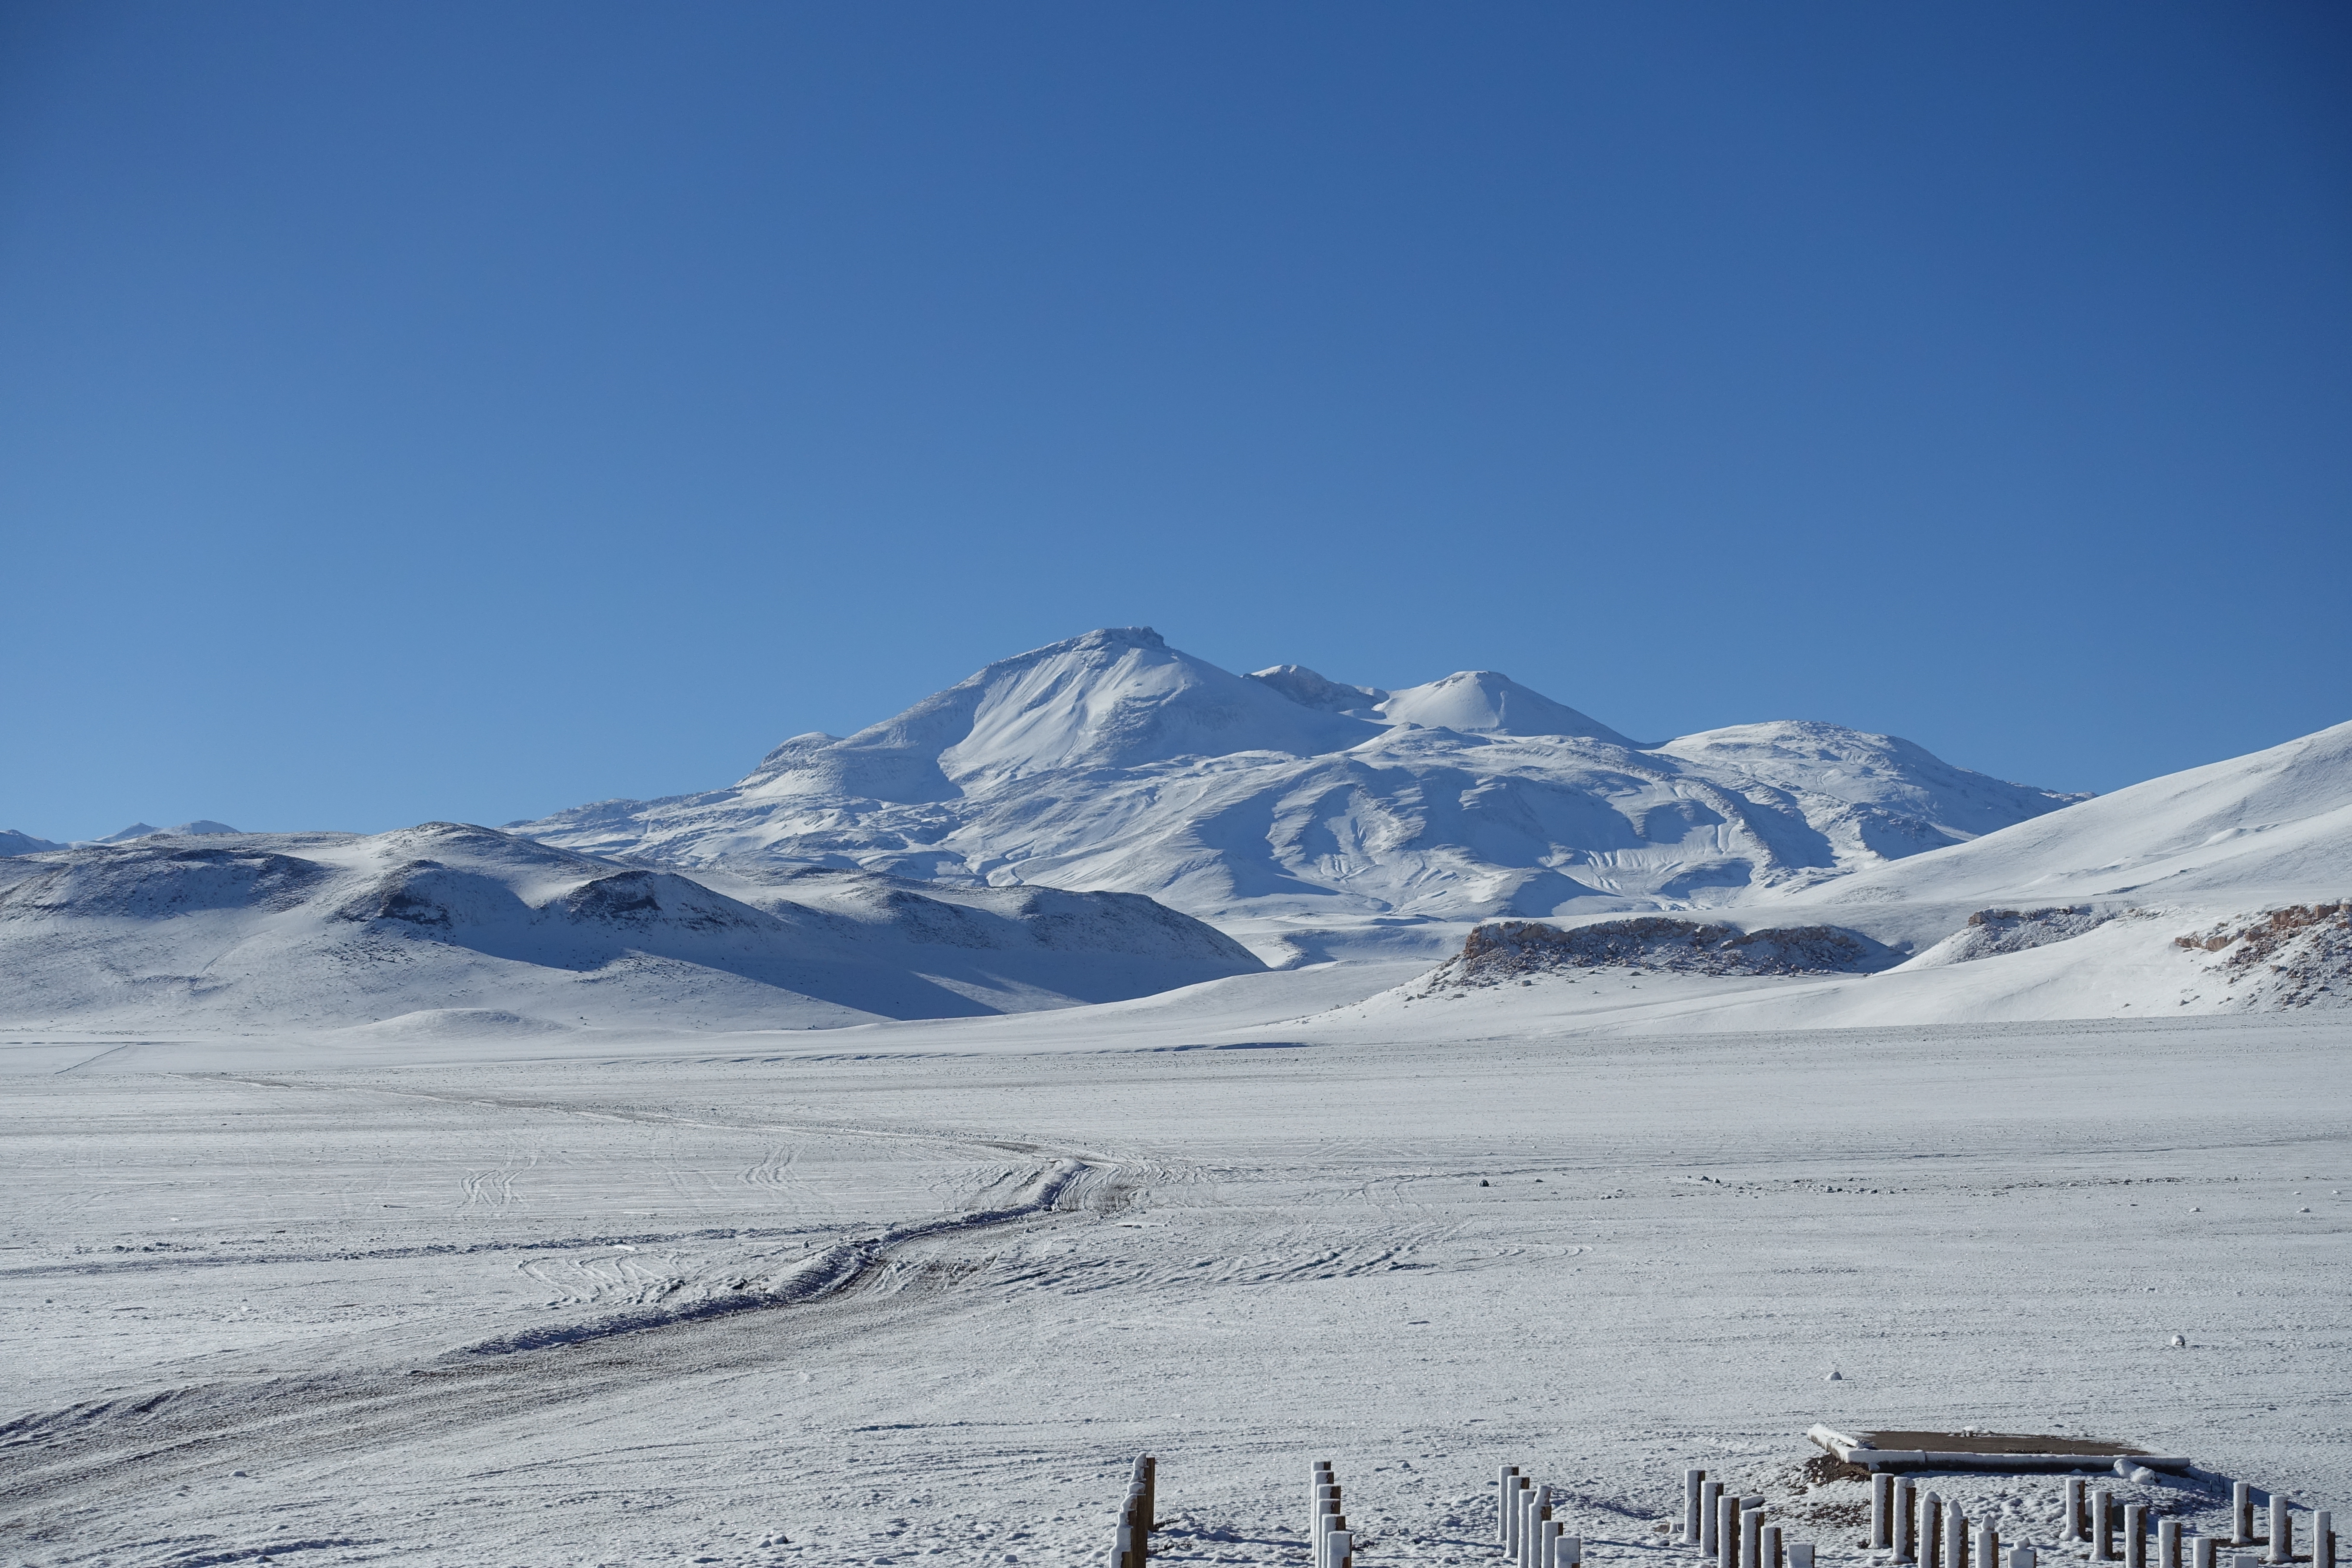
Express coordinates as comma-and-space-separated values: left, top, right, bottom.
1902, 906, 2113, 969
335, 1008, 579, 1039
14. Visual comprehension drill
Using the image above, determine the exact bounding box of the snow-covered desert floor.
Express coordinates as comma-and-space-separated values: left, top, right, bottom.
3, 968, 2346, 1568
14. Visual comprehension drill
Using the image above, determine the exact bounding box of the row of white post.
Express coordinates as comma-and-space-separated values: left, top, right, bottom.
1866, 1473, 2032, 1568
1682, 1469, 1818, 1568
1109, 1455, 1156, 1568
1855, 1470, 2338, 1568
1313, 1460, 1356, 1568
1498, 1464, 1586, 1568
2064, 1476, 2336, 1568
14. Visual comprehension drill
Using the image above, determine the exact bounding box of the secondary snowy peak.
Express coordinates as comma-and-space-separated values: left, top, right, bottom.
0, 830, 64, 858
89, 820, 241, 844
736, 627, 1379, 803
1246, 664, 1385, 717
1245, 662, 1635, 742
1375, 670, 1637, 744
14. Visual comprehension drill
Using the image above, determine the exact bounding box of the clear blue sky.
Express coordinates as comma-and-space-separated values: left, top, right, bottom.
3, 2, 2347, 840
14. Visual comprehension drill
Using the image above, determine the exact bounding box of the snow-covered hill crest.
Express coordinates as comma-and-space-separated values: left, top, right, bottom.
516, 628, 2083, 949
0, 823, 1265, 1033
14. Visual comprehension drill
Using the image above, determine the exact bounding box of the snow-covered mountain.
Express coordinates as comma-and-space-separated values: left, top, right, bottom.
0, 829, 64, 858
515, 627, 2083, 958
0, 823, 1263, 1034
1364, 719, 2352, 1026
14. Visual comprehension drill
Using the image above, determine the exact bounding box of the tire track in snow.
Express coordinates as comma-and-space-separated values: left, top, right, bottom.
453, 1156, 1091, 1355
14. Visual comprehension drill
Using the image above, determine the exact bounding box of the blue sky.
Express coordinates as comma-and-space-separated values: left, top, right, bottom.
3, 2, 2347, 840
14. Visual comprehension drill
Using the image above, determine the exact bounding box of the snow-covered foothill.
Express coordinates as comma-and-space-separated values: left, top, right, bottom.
0, 823, 1263, 1034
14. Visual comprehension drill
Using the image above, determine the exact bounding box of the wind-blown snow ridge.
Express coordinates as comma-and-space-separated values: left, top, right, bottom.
515, 628, 2081, 952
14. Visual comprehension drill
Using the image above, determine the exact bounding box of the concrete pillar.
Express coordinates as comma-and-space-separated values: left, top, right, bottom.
2161, 1517, 2183, 1568
1921, 1493, 1942, 1568
2270, 1499, 2293, 1565
2234, 1485, 2255, 1547
1897, 1479, 1917, 1564
1744, 1510, 1766, 1568
1721, 1491, 1743, 1568
2127, 1504, 2148, 1568
1874, 1475, 1897, 1552
2068, 1479, 2088, 1544
1703, 1482, 1725, 1557
1687, 1470, 1709, 1546
1500, 1467, 1520, 1545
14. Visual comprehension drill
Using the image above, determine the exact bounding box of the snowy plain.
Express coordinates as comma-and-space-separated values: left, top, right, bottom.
3, 973, 2346, 1568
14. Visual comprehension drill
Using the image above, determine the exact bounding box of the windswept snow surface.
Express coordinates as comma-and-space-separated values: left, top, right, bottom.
0, 824, 1264, 1034
1, 996, 2344, 1567
513, 628, 2080, 960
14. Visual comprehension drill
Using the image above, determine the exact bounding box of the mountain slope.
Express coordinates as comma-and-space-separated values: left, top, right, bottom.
516, 627, 2082, 954
0, 824, 1264, 1033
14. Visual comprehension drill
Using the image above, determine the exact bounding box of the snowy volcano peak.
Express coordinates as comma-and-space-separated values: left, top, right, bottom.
1375, 669, 1637, 744
736, 627, 1381, 803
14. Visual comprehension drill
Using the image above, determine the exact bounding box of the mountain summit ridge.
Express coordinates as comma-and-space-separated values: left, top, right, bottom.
514, 629, 2083, 952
